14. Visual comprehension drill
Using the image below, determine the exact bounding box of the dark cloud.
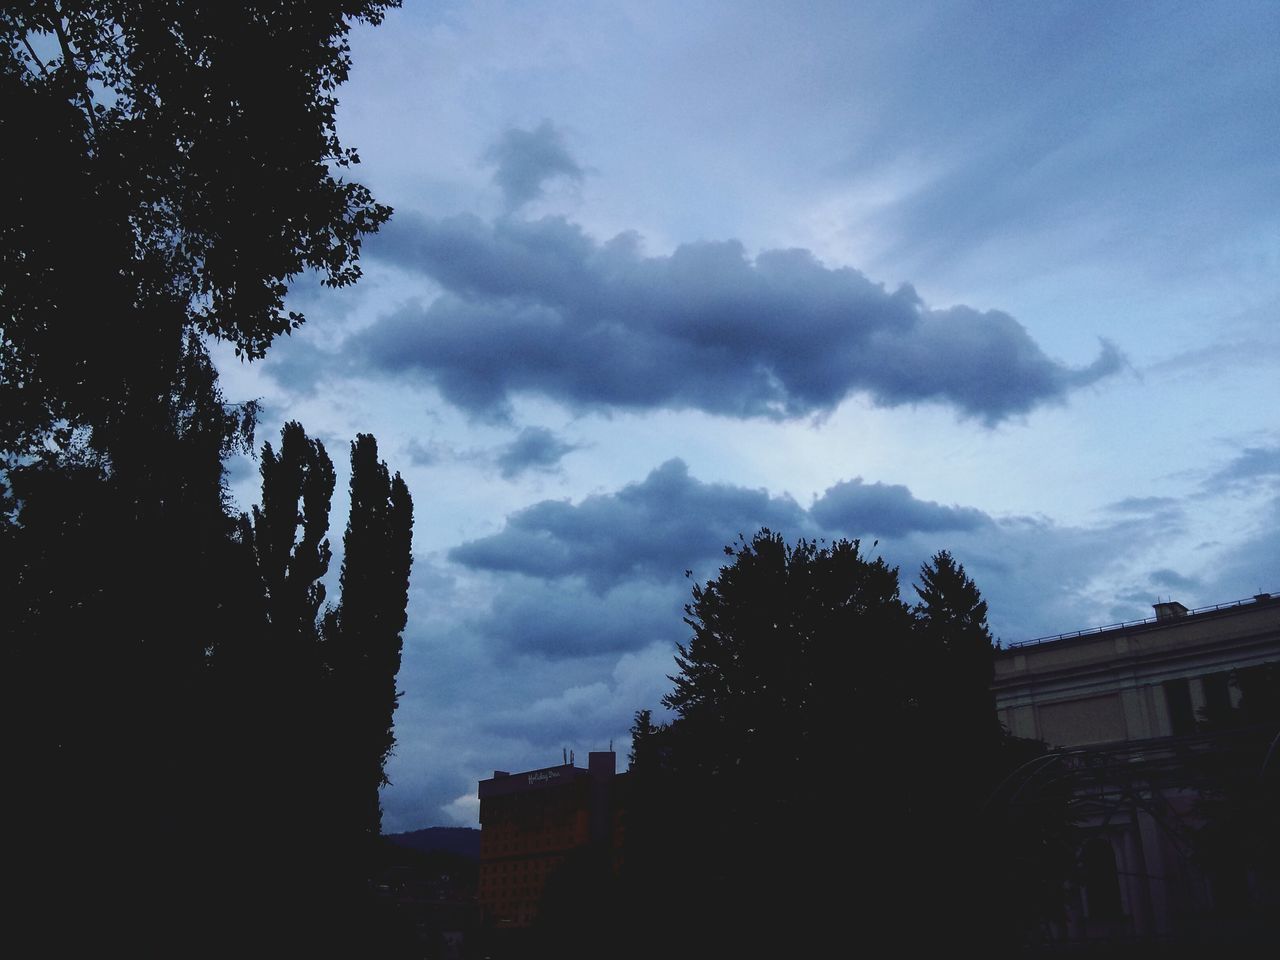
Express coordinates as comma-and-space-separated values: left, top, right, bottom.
445, 457, 1130, 642
478, 642, 674, 745
474, 579, 680, 660
1199, 494, 1280, 601
445, 459, 1052, 659
380, 555, 677, 829
484, 120, 585, 213
1207, 445, 1280, 488
399, 429, 580, 477
363, 212, 1121, 423
1114, 589, 1163, 611
810, 477, 991, 538
938, 511, 1169, 644
444, 459, 1177, 653
223, 451, 258, 488
261, 339, 348, 395
1149, 567, 1200, 591
380, 461, 1276, 829
495, 426, 581, 479
449, 458, 810, 590
404, 437, 447, 466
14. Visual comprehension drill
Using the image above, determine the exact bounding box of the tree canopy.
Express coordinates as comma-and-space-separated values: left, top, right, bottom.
1, 1, 396, 455
325, 433, 415, 839
623, 530, 1053, 957
2, 5, 414, 952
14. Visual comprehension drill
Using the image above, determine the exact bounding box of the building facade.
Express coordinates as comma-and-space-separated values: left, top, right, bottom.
993, 592, 1279, 945
476, 751, 626, 930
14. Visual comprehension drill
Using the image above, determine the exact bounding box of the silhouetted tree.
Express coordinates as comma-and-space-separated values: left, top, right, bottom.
913, 548, 999, 749
252, 422, 337, 669
625, 531, 1068, 956
622, 531, 920, 955
1185, 664, 1280, 941
324, 434, 415, 841
2, 3, 398, 950
233, 424, 338, 885
215, 425, 416, 953
1, 1, 395, 458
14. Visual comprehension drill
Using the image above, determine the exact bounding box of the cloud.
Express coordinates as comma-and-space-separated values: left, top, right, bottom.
380, 458, 1276, 830
449, 458, 810, 590
223, 451, 258, 488
473, 577, 680, 660
810, 477, 991, 538
261, 339, 348, 395
363, 211, 1122, 423
399, 429, 579, 477
911, 511, 1169, 643
1105, 496, 1181, 514
1207, 445, 1280, 489
447, 458, 1151, 629
495, 426, 581, 479
1198, 493, 1280, 601
484, 120, 585, 212
1149, 567, 1201, 591
482, 641, 675, 743
441, 792, 480, 827
404, 437, 448, 466
1146, 334, 1280, 377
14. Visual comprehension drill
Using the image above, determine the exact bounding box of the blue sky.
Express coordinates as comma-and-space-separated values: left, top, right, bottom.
212, 0, 1279, 831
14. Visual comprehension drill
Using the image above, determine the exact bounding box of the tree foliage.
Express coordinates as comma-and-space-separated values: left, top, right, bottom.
1187, 664, 1280, 935
2, 4, 413, 951
624, 531, 1058, 956
1, 0, 396, 455
236, 425, 414, 947
911, 549, 1003, 783
252, 422, 337, 666
324, 434, 415, 838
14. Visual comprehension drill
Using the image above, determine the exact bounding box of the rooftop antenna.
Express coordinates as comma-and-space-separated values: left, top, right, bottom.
570, 749, 575, 766
562, 747, 567, 765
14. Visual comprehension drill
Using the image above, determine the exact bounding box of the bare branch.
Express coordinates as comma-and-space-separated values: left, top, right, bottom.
50, 7, 100, 142
20, 34, 50, 77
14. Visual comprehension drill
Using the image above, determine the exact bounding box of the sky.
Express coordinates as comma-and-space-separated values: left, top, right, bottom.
210, 0, 1279, 832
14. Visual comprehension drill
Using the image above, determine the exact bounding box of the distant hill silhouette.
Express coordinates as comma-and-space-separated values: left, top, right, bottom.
384, 826, 480, 860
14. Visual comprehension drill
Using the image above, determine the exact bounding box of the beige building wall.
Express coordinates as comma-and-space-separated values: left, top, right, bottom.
995, 595, 1278, 749
992, 593, 1279, 944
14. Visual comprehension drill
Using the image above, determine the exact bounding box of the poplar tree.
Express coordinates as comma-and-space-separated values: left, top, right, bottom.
252, 422, 336, 669
325, 434, 414, 839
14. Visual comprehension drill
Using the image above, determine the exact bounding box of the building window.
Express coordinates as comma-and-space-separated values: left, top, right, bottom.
1200, 671, 1233, 728
1163, 678, 1195, 736
1082, 838, 1123, 920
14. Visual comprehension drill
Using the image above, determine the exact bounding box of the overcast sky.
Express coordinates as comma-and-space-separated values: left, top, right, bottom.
212, 0, 1279, 832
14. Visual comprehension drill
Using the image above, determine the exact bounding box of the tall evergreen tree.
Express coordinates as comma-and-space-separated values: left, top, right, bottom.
907, 551, 1009, 944
624, 533, 1065, 956
912, 549, 1002, 771
251, 422, 336, 668
234, 422, 337, 842
325, 434, 414, 840
637, 530, 917, 956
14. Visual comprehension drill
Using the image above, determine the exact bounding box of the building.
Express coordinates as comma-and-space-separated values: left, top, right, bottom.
993, 592, 1279, 945
476, 751, 626, 930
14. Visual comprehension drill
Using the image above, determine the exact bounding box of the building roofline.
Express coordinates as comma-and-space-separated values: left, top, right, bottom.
1006, 591, 1278, 651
